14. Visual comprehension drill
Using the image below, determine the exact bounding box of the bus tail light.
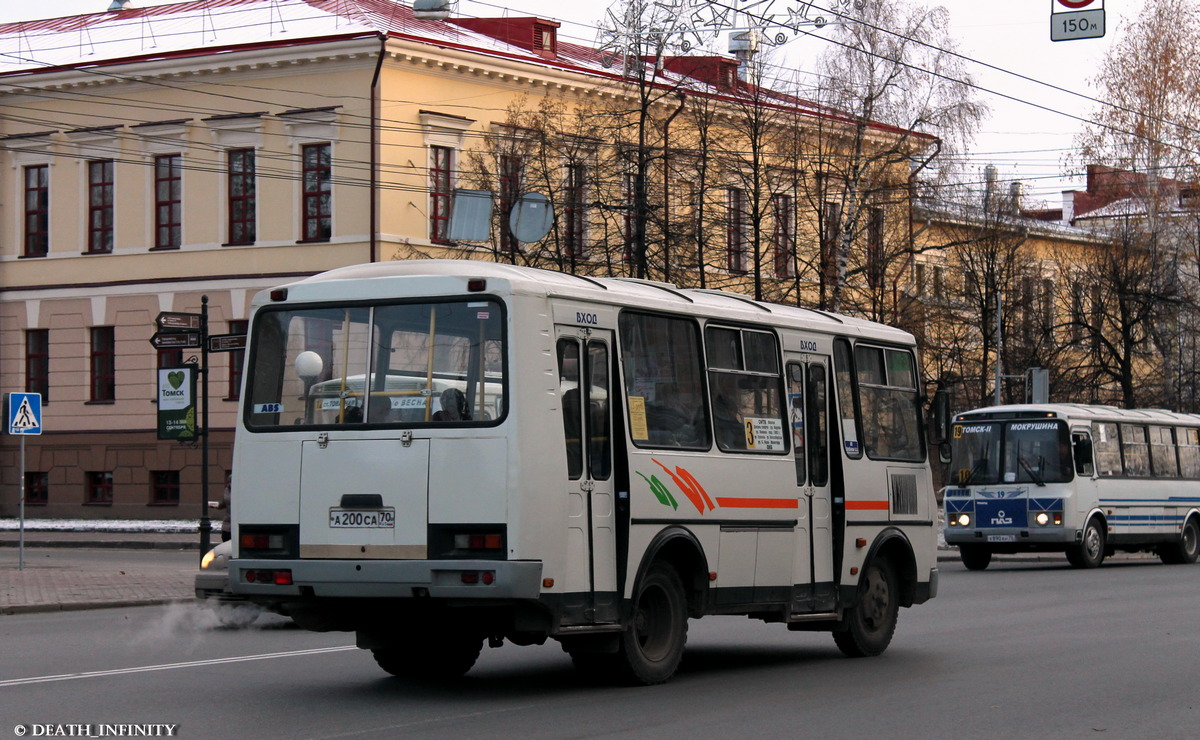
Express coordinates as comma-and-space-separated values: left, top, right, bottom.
241, 533, 285, 550
460, 571, 495, 585
454, 533, 503, 550
244, 568, 292, 585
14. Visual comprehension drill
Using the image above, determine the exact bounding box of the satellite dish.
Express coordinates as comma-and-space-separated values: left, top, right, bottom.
509, 193, 554, 244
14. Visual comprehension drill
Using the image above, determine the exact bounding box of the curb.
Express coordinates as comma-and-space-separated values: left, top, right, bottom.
0, 540, 198, 550
1, 598, 190, 616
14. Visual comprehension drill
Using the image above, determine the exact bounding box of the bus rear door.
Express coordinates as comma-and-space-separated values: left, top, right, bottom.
557, 328, 618, 624
787, 356, 836, 611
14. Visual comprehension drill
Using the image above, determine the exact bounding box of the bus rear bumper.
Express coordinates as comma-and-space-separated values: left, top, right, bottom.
229, 558, 544, 601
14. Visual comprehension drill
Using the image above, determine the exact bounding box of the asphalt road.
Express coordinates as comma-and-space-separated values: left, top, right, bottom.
1, 559, 1198, 739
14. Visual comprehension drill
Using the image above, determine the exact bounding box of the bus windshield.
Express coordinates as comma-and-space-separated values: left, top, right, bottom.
948, 419, 1072, 486
244, 299, 505, 429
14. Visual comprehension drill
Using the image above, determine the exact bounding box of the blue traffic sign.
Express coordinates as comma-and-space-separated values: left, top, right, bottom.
8, 392, 42, 435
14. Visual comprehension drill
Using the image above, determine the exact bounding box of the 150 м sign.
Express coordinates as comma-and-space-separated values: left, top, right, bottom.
158, 366, 197, 441
1051, 0, 1105, 41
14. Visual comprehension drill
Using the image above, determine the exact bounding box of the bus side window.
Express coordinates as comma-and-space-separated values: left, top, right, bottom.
807, 364, 829, 487
1072, 433, 1095, 477
832, 339, 861, 459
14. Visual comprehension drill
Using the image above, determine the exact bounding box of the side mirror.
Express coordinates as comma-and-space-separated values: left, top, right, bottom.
930, 386, 951, 445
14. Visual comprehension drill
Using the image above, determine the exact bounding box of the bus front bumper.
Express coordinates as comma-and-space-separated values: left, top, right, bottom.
229, 558, 544, 601
945, 528, 1074, 549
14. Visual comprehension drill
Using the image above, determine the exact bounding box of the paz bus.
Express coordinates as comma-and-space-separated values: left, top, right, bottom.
229, 260, 939, 684
944, 404, 1200, 570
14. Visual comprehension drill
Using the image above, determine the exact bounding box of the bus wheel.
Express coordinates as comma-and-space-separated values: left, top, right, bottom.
371, 631, 483, 680
615, 562, 688, 685
1066, 518, 1106, 569
958, 544, 992, 571
833, 559, 898, 658
1158, 517, 1200, 565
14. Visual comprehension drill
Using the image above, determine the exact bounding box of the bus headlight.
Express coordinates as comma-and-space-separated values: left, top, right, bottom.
952, 513, 971, 527
1034, 512, 1063, 526
1035, 512, 1049, 526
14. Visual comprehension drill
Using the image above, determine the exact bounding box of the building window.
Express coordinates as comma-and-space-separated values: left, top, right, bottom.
726, 187, 747, 273
154, 154, 182, 249
25, 329, 49, 400
90, 326, 116, 402
151, 470, 180, 505
430, 145, 453, 243
228, 149, 256, 244
772, 193, 793, 278
25, 472, 49, 505
499, 154, 522, 253
228, 319, 247, 400
622, 172, 636, 263
157, 347, 183, 370
563, 162, 587, 258
87, 160, 114, 254
302, 143, 332, 241
24, 164, 49, 257
821, 200, 842, 289
86, 471, 113, 505
866, 207, 885, 290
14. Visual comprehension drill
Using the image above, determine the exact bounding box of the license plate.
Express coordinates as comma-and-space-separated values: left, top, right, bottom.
329, 508, 396, 528
987, 534, 1016, 543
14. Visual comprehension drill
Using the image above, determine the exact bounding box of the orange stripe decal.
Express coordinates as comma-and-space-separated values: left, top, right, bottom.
713, 497, 799, 509
845, 500, 890, 510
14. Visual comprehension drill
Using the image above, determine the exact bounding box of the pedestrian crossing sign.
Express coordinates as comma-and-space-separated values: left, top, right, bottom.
7, 392, 42, 435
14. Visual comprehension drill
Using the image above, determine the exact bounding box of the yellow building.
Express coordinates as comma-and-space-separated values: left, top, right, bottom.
0, 0, 930, 519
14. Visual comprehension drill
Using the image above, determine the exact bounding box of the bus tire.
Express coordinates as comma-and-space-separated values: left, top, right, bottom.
371, 631, 483, 680
1158, 516, 1200, 565
614, 561, 688, 685
958, 544, 991, 571
1066, 518, 1106, 569
833, 558, 898, 658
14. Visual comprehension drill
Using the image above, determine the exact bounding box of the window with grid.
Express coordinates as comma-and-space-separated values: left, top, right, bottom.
154, 154, 182, 249
429, 145, 453, 243
563, 162, 587, 257
151, 470, 180, 505
25, 472, 48, 505
302, 143, 332, 241
499, 154, 522, 253
24, 164, 49, 257
726, 187, 747, 273
228, 319, 247, 399
25, 329, 49, 400
771, 193, 793, 277
88, 160, 114, 254
157, 347, 183, 371
86, 471, 113, 505
227, 149, 256, 244
90, 326, 116, 402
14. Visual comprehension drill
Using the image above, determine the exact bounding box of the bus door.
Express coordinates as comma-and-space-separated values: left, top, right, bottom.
786, 357, 836, 611
557, 328, 618, 624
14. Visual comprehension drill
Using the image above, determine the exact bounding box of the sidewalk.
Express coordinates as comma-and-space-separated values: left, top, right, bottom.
0, 531, 200, 616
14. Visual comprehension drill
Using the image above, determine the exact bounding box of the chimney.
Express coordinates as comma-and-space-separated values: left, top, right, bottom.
1062, 191, 1075, 223
1009, 181, 1023, 216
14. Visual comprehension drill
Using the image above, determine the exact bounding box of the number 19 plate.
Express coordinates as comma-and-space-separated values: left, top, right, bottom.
987, 534, 1016, 543
329, 508, 396, 528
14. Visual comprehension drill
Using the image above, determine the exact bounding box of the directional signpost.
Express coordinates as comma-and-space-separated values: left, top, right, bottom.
1051, 0, 1105, 41
7, 392, 42, 570
150, 305, 213, 560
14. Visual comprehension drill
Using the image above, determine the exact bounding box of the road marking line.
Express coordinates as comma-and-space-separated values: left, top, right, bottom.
0, 645, 357, 688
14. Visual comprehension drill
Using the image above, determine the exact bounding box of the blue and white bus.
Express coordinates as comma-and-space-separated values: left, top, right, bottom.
944, 403, 1200, 570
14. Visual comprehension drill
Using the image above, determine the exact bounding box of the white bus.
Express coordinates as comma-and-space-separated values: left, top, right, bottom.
944, 403, 1200, 570
229, 260, 939, 684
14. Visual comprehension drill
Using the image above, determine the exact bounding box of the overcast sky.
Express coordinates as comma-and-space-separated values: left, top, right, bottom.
1, 0, 1146, 207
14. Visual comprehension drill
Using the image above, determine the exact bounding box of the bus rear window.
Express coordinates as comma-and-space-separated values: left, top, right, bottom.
245, 300, 505, 429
